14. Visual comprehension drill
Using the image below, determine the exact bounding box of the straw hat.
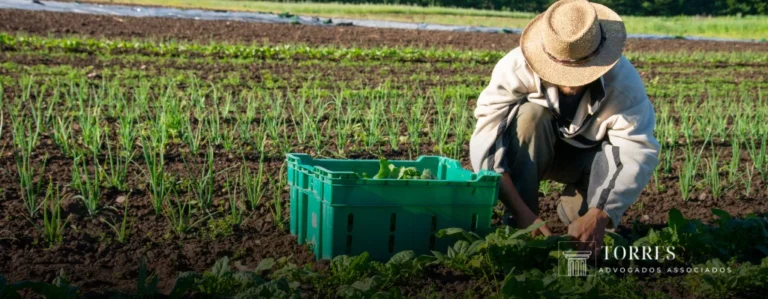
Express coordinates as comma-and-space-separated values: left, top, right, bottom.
520, 0, 627, 87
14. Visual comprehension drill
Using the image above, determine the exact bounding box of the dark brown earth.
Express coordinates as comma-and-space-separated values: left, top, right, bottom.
2, 9, 768, 52
1, 8, 767, 298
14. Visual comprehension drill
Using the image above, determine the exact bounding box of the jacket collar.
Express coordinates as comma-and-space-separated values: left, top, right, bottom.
538, 76, 606, 116
586, 77, 606, 114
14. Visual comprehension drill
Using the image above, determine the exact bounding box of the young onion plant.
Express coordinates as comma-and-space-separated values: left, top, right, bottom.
103, 133, 133, 192
406, 98, 427, 158
103, 196, 131, 243
270, 163, 287, 230
52, 116, 74, 158
224, 175, 244, 227
706, 144, 723, 199
13, 115, 46, 217
71, 153, 102, 215
183, 146, 217, 210
182, 113, 205, 155
163, 190, 209, 236
745, 135, 767, 181
118, 107, 137, 156
241, 140, 267, 210
728, 138, 741, 185
679, 143, 706, 201
141, 117, 169, 215
38, 182, 68, 247
76, 90, 104, 154
333, 97, 353, 156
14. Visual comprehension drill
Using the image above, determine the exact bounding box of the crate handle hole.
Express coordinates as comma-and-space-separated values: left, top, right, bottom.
471, 214, 478, 232
390, 213, 397, 232
346, 235, 352, 254
347, 213, 354, 232
388, 235, 395, 253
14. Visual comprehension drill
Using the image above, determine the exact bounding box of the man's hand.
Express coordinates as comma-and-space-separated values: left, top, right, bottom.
567, 208, 611, 254
514, 210, 552, 237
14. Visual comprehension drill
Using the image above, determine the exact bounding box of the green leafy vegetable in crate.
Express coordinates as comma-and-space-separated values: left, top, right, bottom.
361, 158, 435, 180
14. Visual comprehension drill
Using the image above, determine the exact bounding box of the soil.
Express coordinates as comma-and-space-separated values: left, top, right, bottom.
0, 8, 767, 298
2, 9, 768, 53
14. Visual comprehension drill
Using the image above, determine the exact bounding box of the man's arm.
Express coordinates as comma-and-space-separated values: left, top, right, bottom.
500, 173, 552, 236
588, 98, 660, 229
568, 96, 659, 253
470, 49, 548, 234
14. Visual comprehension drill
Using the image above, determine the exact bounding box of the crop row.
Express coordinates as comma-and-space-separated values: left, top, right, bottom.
1, 33, 767, 64
1, 46, 765, 105
0, 76, 766, 230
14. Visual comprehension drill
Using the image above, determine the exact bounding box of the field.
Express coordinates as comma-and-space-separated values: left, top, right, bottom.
1, 8, 768, 298
75, 0, 768, 40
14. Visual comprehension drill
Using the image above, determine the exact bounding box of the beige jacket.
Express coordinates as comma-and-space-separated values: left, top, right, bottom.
469, 47, 659, 227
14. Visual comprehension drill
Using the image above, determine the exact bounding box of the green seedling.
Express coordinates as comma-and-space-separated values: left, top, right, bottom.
182, 146, 217, 210
241, 153, 266, 210
52, 116, 74, 157
706, 145, 723, 199
37, 182, 68, 247
163, 191, 211, 236
103, 196, 131, 243
71, 153, 102, 215
728, 138, 741, 184
141, 132, 168, 215
224, 176, 243, 227
103, 133, 133, 192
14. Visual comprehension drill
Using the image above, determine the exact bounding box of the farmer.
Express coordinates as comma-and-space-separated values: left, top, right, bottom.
469, 0, 659, 253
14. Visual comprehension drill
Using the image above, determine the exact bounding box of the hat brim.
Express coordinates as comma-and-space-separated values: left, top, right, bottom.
520, 3, 627, 87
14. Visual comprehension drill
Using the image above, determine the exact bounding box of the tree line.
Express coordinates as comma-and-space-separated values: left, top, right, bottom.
273, 0, 767, 16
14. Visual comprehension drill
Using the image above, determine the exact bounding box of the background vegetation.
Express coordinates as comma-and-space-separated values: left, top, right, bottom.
266, 0, 768, 16
87, 0, 768, 39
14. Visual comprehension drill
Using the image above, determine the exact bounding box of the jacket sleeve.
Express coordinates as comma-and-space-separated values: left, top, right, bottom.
587, 98, 660, 228
469, 49, 533, 173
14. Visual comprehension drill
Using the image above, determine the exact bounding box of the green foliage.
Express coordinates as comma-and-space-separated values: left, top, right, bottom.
369, 158, 435, 179
168, 257, 299, 298
0, 270, 79, 299
266, 0, 767, 16
684, 257, 768, 298
37, 182, 68, 247
634, 208, 768, 264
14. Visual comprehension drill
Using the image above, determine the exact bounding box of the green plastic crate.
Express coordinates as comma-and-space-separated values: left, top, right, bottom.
286, 153, 501, 261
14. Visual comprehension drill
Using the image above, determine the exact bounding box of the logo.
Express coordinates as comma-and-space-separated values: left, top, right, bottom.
558, 241, 597, 277
555, 244, 727, 277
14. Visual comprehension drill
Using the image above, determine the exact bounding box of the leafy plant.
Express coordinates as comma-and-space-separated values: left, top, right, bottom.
170, 257, 299, 298
367, 158, 435, 180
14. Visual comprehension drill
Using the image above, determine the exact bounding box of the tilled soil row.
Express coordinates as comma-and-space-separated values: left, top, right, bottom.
2, 9, 768, 53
